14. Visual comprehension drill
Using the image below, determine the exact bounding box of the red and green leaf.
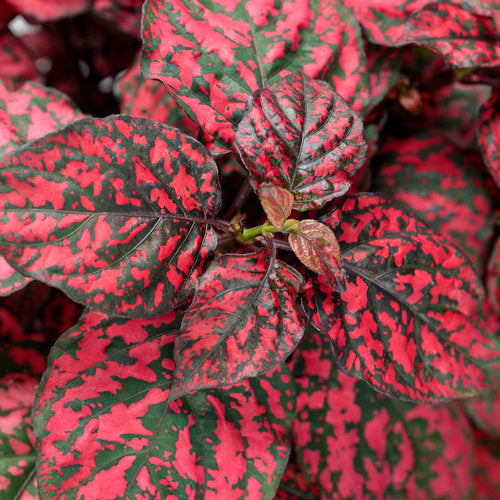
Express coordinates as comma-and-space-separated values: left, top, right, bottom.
141, 0, 368, 153
288, 219, 345, 292
473, 429, 500, 499
291, 330, 475, 498
0, 374, 38, 500
486, 236, 500, 318
33, 309, 295, 499
303, 193, 499, 402
275, 459, 320, 499
0, 31, 38, 90
344, 0, 500, 68
236, 72, 367, 210
170, 248, 304, 400
0, 81, 85, 297
259, 184, 293, 228
0, 115, 221, 318
115, 53, 199, 136
478, 87, 500, 186
464, 389, 500, 439
373, 132, 495, 274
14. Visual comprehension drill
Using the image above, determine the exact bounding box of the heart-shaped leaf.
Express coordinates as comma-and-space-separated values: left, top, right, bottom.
236, 72, 367, 210
0, 81, 85, 296
141, 0, 369, 153
373, 132, 495, 274
288, 219, 345, 292
0, 373, 38, 500
303, 193, 499, 402
170, 248, 304, 400
259, 184, 294, 228
291, 330, 475, 499
0, 115, 221, 317
33, 310, 295, 498
478, 87, 500, 186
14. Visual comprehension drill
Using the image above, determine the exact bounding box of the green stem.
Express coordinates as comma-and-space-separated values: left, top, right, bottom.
240, 222, 281, 241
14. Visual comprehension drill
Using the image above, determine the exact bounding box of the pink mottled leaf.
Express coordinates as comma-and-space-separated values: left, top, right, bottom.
236, 72, 367, 210
170, 248, 304, 400
141, 0, 369, 153
115, 52, 199, 135
291, 330, 475, 498
0, 115, 221, 317
0, 81, 85, 296
259, 184, 294, 228
0, 374, 38, 500
478, 87, 500, 186
303, 193, 499, 402
33, 310, 295, 498
288, 219, 345, 292
344, 0, 500, 68
0, 31, 38, 89
373, 132, 495, 274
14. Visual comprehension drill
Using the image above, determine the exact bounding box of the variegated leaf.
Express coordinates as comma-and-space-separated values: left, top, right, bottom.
170, 249, 304, 400
303, 193, 499, 402
373, 132, 495, 274
0, 115, 221, 317
291, 330, 475, 499
288, 219, 345, 292
236, 72, 367, 210
33, 310, 295, 498
141, 0, 369, 153
258, 184, 294, 228
478, 87, 500, 186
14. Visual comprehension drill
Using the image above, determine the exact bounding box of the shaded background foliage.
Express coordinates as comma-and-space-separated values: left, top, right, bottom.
0, 0, 498, 498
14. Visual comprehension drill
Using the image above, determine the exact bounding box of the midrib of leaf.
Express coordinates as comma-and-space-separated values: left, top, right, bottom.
12, 464, 36, 500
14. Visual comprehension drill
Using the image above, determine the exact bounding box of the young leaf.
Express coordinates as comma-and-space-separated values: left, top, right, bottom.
33, 310, 295, 499
0, 115, 222, 318
478, 87, 500, 186
141, 0, 369, 152
236, 72, 367, 211
259, 184, 294, 228
0, 374, 38, 500
170, 248, 304, 400
291, 330, 475, 499
288, 219, 345, 292
373, 132, 495, 274
303, 193, 499, 402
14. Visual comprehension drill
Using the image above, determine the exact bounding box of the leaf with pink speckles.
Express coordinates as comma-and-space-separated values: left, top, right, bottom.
288, 219, 345, 292
115, 53, 199, 136
373, 132, 495, 274
464, 388, 500, 439
5, 0, 90, 22
275, 459, 320, 499
478, 87, 500, 186
236, 72, 367, 210
259, 184, 293, 228
344, 0, 500, 68
302, 193, 499, 402
0, 374, 38, 500
170, 248, 304, 400
291, 329, 475, 498
33, 309, 295, 498
0, 81, 85, 297
0, 115, 222, 317
141, 0, 369, 153
0, 31, 38, 89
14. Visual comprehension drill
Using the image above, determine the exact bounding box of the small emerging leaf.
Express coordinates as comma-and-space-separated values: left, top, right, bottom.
259, 184, 294, 228
236, 72, 367, 210
170, 249, 305, 400
288, 219, 345, 293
